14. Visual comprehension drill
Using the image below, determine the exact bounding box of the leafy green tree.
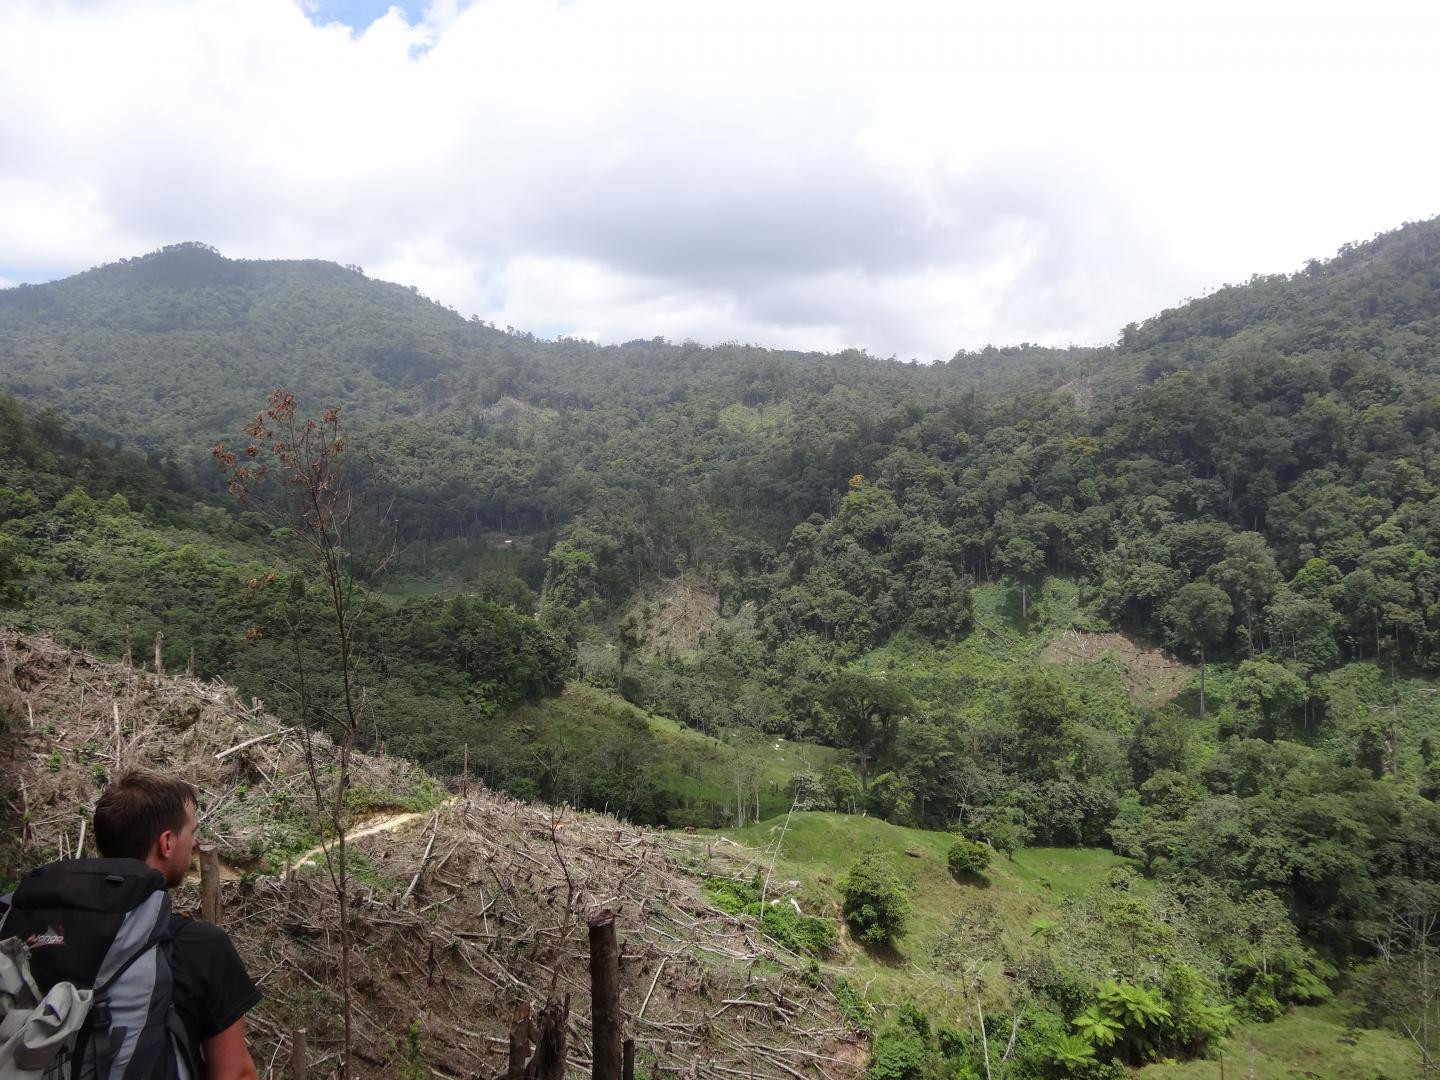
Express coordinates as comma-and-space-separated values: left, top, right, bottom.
964, 806, 1031, 860
825, 671, 911, 787
1234, 658, 1308, 740
0, 536, 24, 607
1009, 670, 1078, 780
1266, 579, 1341, 673
1160, 963, 1234, 1058
842, 853, 912, 949
865, 1005, 931, 1080
787, 770, 826, 810
1208, 531, 1280, 653
1094, 980, 1171, 1063
538, 533, 609, 640
1161, 581, 1232, 718
996, 535, 1044, 619
1108, 771, 1201, 872
1358, 880, 1440, 1075
1127, 709, 1191, 782
821, 764, 864, 814
866, 772, 914, 824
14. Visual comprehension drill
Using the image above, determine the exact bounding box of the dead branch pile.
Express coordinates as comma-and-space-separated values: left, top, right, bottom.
0, 631, 867, 1079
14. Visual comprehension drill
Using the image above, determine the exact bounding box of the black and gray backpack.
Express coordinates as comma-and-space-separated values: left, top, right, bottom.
0, 859, 195, 1080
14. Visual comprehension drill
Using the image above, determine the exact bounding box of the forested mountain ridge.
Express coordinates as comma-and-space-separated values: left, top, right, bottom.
1120, 217, 1440, 371
0, 242, 501, 444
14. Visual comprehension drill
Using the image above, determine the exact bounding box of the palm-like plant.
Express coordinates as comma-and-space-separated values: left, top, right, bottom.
1030, 918, 1057, 943
1047, 1033, 1097, 1070
1071, 1005, 1124, 1047
1182, 998, 1235, 1043
1098, 979, 1172, 1029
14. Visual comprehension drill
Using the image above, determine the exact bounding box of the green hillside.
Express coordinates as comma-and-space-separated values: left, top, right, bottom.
1139, 1005, 1412, 1080
716, 812, 1417, 1080
719, 812, 1135, 1005
499, 684, 839, 826
8, 218, 1440, 1074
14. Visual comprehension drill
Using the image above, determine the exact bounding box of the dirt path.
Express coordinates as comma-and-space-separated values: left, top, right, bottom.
291, 801, 453, 870
185, 800, 455, 884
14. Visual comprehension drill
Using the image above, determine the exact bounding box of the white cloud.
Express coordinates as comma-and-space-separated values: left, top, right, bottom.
2, 0, 1438, 360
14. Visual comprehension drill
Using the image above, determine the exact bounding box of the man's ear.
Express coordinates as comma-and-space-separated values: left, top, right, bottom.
155, 828, 176, 859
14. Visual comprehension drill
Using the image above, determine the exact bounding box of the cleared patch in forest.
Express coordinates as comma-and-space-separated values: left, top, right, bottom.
630, 573, 723, 657
1041, 629, 1193, 708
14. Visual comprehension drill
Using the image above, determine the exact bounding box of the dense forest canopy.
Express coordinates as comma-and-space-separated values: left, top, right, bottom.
7, 219, 1440, 1073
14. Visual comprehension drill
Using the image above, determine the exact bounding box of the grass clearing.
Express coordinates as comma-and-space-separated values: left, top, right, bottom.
714, 811, 1136, 1013
1138, 1001, 1414, 1080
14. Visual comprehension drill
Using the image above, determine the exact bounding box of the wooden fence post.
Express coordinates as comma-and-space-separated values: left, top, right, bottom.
199, 843, 222, 924
290, 1028, 307, 1080
153, 631, 164, 677
588, 908, 622, 1080
622, 1038, 635, 1080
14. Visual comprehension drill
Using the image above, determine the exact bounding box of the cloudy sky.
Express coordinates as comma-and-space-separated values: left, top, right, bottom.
2, 0, 1437, 360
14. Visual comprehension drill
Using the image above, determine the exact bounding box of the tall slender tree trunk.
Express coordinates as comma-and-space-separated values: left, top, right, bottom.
1199, 646, 1207, 720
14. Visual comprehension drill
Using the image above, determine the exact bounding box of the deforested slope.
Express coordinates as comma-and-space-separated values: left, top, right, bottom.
0, 630, 865, 1079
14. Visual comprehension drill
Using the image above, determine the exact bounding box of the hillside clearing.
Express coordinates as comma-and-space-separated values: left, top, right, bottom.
1040, 629, 1193, 708
0, 631, 865, 1079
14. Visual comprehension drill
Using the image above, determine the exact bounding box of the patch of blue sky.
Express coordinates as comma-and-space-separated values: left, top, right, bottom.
301, 1, 422, 31
0, 265, 66, 288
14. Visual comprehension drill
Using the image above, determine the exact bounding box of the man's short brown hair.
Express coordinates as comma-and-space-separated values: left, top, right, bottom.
94, 769, 198, 860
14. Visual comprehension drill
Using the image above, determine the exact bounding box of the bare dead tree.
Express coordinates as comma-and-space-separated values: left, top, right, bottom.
214, 389, 391, 1079
1362, 882, 1440, 1075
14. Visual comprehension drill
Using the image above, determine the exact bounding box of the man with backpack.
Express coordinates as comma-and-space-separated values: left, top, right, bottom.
1, 770, 261, 1078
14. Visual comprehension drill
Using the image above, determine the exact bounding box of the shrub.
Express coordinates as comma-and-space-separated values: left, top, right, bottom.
963, 805, 1031, 859
834, 978, 874, 1031
842, 853, 911, 948
866, 1005, 932, 1080
706, 875, 838, 955
704, 873, 761, 915
759, 903, 840, 956
947, 838, 992, 879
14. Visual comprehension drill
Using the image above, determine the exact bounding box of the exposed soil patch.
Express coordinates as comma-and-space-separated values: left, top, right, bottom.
290, 806, 445, 870
1041, 630, 1193, 708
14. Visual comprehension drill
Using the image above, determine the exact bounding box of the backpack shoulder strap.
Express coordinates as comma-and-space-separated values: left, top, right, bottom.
161, 937, 197, 1080
87, 889, 178, 1080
